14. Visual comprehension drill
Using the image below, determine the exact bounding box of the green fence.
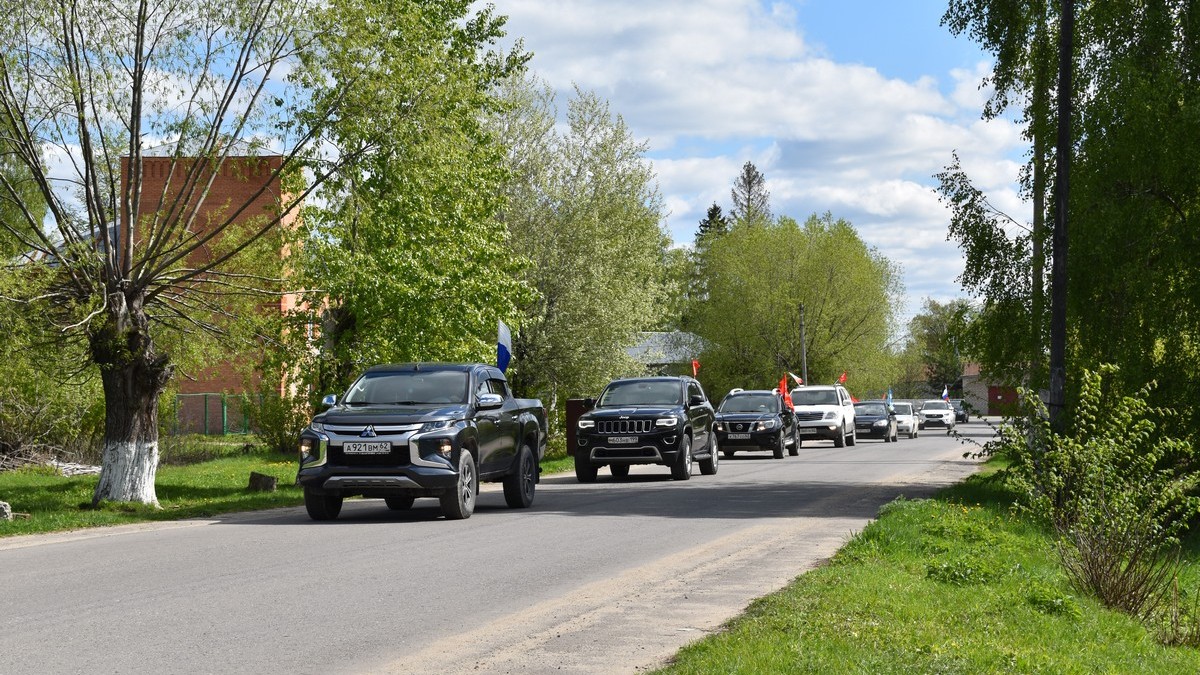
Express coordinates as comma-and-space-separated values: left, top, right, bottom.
172, 393, 255, 436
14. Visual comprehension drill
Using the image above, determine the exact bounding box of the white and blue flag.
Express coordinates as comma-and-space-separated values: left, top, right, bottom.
497, 320, 512, 373
941, 385, 949, 401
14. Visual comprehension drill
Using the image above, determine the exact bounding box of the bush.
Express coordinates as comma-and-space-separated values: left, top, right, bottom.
243, 390, 311, 455
990, 365, 1200, 618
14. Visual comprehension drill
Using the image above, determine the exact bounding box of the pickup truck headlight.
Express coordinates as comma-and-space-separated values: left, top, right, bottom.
419, 419, 455, 433
309, 421, 325, 433
578, 418, 595, 429
754, 419, 780, 431
655, 417, 679, 428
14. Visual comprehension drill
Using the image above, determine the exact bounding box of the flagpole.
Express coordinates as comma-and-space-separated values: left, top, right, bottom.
799, 303, 809, 386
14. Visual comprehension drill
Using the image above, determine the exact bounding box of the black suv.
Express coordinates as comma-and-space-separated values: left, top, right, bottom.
949, 398, 970, 423
714, 389, 798, 459
574, 376, 717, 481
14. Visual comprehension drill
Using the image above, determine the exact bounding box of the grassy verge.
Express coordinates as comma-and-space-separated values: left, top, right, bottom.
657, 468, 1200, 673
1, 450, 576, 538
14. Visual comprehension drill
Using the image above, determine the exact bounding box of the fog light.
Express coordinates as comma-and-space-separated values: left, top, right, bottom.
437, 439, 453, 459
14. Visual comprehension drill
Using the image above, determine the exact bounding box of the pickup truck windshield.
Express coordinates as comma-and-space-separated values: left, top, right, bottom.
597, 381, 682, 407
343, 371, 469, 405
719, 394, 780, 413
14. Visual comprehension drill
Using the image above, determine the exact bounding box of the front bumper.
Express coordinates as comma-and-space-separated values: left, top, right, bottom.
716, 428, 782, 451
576, 426, 685, 466
795, 422, 842, 441
921, 416, 954, 427
296, 427, 463, 497
855, 422, 891, 439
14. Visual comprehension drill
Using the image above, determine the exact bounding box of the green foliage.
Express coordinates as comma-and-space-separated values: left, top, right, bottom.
490, 76, 672, 406
1028, 580, 1083, 619
242, 390, 311, 456
688, 212, 903, 399
991, 365, 1200, 617
907, 297, 972, 395
729, 161, 771, 225
289, 0, 531, 395
926, 554, 1005, 585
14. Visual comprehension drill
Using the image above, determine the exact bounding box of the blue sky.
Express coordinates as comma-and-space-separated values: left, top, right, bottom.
491, 0, 1031, 327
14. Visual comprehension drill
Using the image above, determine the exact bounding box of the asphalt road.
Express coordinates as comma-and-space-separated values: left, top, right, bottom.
1, 421, 993, 674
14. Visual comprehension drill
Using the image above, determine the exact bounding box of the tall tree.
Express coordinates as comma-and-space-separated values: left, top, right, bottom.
288, 0, 531, 396
490, 76, 672, 412
907, 298, 973, 394
689, 213, 903, 399
729, 161, 771, 225
696, 203, 729, 242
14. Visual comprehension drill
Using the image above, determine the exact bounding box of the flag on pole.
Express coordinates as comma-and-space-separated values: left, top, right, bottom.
788, 371, 803, 385
497, 320, 512, 373
692, 359, 700, 377
941, 385, 949, 401
887, 387, 894, 407
837, 371, 847, 384
779, 375, 794, 410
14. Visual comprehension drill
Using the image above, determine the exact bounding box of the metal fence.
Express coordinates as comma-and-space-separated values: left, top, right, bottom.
171, 393, 254, 436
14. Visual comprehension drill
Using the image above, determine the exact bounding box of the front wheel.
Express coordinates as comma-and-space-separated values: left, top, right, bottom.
699, 435, 719, 475
440, 449, 477, 520
304, 488, 342, 521
671, 434, 693, 480
773, 431, 785, 459
574, 452, 598, 483
847, 425, 857, 446
788, 429, 800, 456
834, 423, 846, 448
503, 445, 537, 508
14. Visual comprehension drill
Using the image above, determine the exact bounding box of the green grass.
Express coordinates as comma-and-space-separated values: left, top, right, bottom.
1, 450, 575, 538
657, 470, 1200, 673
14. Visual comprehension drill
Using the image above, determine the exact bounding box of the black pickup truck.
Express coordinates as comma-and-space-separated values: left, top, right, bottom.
573, 376, 718, 482
297, 363, 547, 520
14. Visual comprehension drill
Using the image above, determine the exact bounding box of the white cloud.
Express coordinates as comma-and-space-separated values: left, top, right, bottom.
492, 0, 1031, 320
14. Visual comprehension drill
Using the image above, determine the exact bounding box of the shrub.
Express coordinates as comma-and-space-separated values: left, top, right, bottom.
991, 365, 1200, 618
243, 390, 312, 456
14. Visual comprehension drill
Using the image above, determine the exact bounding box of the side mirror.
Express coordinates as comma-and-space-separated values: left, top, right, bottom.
321, 394, 337, 408
583, 397, 595, 410
689, 394, 706, 406
477, 393, 503, 410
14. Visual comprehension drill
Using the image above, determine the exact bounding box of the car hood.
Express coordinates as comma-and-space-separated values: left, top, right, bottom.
855, 412, 889, 423
316, 404, 469, 425
715, 412, 776, 422
585, 406, 681, 419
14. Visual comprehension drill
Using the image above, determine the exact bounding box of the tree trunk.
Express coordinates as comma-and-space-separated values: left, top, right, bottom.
90, 290, 173, 506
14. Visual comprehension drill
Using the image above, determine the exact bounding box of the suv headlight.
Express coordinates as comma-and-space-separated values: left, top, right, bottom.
578, 418, 595, 429
656, 417, 680, 428
823, 411, 838, 420
715, 421, 726, 432
755, 419, 780, 431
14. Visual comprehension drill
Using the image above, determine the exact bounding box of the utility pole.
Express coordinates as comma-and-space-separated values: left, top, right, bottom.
1049, 0, 1073, 429
799, 303, 809, 385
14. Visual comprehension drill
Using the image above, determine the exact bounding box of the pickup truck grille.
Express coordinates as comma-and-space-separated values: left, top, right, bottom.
794, 411, 825, 422
597, 419, 653, 434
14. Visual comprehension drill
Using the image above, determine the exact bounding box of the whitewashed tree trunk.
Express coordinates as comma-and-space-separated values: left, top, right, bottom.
90, 291, 173, 507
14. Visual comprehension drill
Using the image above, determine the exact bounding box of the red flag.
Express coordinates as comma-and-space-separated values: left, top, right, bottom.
692, 359, 700, 377
837, 371, 847, 384
779, 375, 794, 410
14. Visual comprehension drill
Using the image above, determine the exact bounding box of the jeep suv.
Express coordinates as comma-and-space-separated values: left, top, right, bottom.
574, 376, 717, 481
789, 384, 856, 447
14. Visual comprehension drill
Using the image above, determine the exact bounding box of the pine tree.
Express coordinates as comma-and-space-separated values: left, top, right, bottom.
730, 161, 771, 225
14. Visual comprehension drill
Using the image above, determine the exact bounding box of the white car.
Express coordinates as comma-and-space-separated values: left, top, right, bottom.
919, 400, 956, 431
790, 384, 856, 447
892, 402, 918, 439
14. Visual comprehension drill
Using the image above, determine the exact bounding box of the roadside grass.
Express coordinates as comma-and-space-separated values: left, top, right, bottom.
1, 448, 574, 538
658, 468, 1200, 673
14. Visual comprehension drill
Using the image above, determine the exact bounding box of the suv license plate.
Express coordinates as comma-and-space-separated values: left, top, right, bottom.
609, 436, 639, 444
343, 441, 392, 454
727, 433, 751, 439
798, 427, 817, 434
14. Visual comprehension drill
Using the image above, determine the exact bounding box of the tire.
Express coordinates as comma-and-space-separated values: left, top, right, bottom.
503, 445, 537, 508
384, 495, 415, 510
909, 430, 916, 439
789, 430, 800, 456
304, 488, 342, 521
699, 435, 719, 475
670, 434, 693, 481
609, 463, 630, 478
440, 449, 477, 520
574, 451, 598, 483
884, 432, 891, 443
834, 423, 846, 448
773, 431, 785, 459
847, 425, 857, 447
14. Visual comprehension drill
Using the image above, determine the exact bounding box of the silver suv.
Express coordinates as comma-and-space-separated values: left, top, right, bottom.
789, 384, 856, 447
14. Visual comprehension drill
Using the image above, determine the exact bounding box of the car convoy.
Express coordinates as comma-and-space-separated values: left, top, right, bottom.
297, 362, 975, 521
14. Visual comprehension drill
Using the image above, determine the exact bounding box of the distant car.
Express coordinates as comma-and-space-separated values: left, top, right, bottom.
790, 384, 856, 447
715, 389, 798, 459
854, 401, 897, 442
892, 401, 918, 439
919, 400, 956, 431
949, 398, 970, 423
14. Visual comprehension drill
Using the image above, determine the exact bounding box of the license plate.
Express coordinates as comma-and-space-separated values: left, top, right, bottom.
798, 428, 817, 434
608, 436, 639, 444
727, 433, 751, 440
342, 441, 392, 454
